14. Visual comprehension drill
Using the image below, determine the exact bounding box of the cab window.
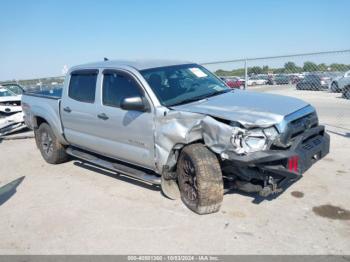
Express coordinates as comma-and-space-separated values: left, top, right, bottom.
68, 70, 98, 103
102, 71, 142, 108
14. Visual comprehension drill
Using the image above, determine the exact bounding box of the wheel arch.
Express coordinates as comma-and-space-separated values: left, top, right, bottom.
32, 114, 68, 145
162, 139, 205, 174
34, 116, 48, 128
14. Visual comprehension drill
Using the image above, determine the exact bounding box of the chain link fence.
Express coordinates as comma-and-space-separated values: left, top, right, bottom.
202, 49, 350, 135
202, 49, 350, 98
2, 50, 349, 97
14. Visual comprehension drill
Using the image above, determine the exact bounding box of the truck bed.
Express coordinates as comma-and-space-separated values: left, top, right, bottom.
22, 89, 66, 144
24, 88, 62, 99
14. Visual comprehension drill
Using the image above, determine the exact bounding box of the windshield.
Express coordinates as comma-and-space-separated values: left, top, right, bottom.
0, 89, 16, 97
4, 84, 23, 95
140, 64, 229, 106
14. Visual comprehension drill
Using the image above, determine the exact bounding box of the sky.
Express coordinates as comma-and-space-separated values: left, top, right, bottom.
0, 0, 349, 80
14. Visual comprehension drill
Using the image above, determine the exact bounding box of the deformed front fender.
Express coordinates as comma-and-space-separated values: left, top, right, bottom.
154, 108, 235, 174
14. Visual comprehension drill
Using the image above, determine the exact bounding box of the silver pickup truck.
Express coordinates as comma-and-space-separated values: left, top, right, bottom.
22, 60, 330, 214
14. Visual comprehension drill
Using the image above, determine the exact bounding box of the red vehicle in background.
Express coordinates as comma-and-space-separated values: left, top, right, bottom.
220, 77, 244, 88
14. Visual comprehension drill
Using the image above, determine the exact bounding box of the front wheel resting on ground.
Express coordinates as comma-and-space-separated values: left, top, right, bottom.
35, 123, 69, 164
177, 143, 223, 214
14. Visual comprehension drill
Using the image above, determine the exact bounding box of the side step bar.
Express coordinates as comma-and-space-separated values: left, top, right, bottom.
66, 147, 161, 185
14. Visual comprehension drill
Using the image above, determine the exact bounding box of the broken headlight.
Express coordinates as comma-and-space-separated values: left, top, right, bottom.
230, 126, 279, 154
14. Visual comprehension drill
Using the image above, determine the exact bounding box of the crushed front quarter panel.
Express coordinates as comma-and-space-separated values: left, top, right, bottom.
154, 108, 237, 173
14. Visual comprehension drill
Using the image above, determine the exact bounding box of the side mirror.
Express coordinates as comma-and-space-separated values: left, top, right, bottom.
120, 96, 148, 112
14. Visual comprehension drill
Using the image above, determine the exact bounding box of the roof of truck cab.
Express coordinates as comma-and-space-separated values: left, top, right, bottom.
70, 59, 194, 71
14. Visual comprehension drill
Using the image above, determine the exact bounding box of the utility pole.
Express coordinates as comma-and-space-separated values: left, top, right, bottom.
244, 60, 248, 90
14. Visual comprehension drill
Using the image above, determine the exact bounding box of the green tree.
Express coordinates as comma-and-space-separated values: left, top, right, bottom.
303, 61, 318, 72
284, 62, 299, 73
262, 65, 269, 74
330, 63, 350, 72
231, 68, 245, 76
248, 66, 263, 75
215, 69, 229, 76
317, 63, 327, 72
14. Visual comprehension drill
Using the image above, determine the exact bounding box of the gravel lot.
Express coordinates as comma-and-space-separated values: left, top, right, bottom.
0, 86, 349, 255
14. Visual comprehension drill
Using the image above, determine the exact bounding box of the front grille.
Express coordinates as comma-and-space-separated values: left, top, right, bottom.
302, 143, 313, 150
289, 112, 318, 138
0, 100, 21, 106
275, 112, 319, 147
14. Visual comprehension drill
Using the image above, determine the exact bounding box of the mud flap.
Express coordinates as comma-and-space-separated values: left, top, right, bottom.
161, 175, 180, 200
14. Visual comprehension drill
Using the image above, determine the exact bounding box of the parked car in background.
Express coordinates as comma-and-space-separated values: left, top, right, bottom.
296, 73, 330, 91
290, 74, 304, 85
273, 74, 290, 85
220, 76, 244, 89
247, 75, 268, 86
228, 77, 244, 88
330, 70, 350, 92
259, 75, 272, 85
0, 87, 26, 136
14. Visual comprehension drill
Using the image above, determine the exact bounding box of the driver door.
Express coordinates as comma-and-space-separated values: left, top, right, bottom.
93, 69, 155, 170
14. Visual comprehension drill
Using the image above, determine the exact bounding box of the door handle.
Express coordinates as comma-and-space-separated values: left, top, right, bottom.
97, 113, 109, 120
63, 106, 72, 113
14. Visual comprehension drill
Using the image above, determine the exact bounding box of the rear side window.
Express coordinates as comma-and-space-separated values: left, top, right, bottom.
69, 70, 98, 103
102, 71, 142, 108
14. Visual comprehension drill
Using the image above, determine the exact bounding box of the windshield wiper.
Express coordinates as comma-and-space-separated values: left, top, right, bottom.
208, 89, 232, 97
169, 89, 231, 107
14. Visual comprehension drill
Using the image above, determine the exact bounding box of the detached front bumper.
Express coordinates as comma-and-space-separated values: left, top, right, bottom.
224, 125, 330, 195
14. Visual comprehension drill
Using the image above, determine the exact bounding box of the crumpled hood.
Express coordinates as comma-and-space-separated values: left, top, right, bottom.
172, 90, 310, 128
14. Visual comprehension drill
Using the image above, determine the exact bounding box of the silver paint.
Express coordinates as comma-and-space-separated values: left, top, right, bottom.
22, 60, 317, 175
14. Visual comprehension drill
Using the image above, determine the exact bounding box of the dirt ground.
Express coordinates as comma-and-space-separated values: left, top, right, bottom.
0, 87, 349, 254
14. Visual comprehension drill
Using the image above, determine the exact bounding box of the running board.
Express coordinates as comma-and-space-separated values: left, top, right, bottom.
66, 147, 161, 185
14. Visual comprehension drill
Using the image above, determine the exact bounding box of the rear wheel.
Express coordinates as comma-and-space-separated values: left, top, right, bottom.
36, 123, 69, 164
177, 144, 223, 214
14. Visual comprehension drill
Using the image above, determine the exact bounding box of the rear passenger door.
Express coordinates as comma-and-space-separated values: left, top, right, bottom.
61, 69, 102, 150
93, 70, 155, 169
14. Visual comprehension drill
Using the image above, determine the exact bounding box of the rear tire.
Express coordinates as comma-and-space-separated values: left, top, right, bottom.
177, 144, 223, 214
36, 123, 69, 164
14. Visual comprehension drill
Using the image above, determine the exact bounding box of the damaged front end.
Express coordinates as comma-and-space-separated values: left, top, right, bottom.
0, 89, 26, 136
156, 104, 330, 199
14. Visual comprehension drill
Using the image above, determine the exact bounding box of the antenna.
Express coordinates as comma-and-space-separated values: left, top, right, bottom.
104, 57, 109, 61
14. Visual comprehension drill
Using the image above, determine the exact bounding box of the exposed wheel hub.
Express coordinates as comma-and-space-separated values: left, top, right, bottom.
179, 156, 198, 202
41, 131, 53, 157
